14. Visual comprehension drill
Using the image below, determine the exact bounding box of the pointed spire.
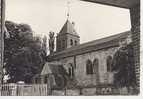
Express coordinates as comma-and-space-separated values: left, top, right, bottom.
67, 0, 70, 20
59, 20, 79, 36
59, 0, 79, 36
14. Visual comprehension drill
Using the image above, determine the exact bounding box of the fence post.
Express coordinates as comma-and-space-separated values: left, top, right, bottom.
64, 87, 66, 95
79, 88, 82, 95
47, 78, 51, 95
10, 83, 17, 96
0, 85, 1, 96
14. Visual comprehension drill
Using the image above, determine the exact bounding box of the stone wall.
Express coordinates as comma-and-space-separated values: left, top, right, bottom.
51, 86, 123, 95
56, 47, 118, 87
66, 33, 80, 48
75, 47, 117, 86
52, 90, 65, 96
51, 89, 81, 96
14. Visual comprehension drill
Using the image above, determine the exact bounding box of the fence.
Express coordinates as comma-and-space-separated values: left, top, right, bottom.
0, 83, 130, 96
0, 84, 49, 96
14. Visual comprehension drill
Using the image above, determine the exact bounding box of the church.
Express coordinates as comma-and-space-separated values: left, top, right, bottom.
33, 18, 131, 89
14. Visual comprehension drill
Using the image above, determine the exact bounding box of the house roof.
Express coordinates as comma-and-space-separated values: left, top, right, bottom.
47, 31, 130, 61
59, 20, 79, 36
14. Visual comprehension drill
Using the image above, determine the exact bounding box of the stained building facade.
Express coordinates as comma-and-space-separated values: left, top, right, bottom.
82, 0, 140, 92
36, 19, 131, 89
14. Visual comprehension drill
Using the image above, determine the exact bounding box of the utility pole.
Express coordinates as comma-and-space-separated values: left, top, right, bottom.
0, 0, 5, 85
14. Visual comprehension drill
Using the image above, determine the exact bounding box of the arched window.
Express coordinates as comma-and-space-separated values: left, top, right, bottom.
70, 39, 73, 46
93, 58, 99, 74
93, 58, 99, 84
68, 63, 74, 78
86, 60, 93, 74
107, 56, 112, 72
62, 40, 65, 49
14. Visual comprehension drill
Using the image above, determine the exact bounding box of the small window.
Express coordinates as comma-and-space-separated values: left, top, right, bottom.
68, 63, 74, 78
93, 58, 99, 74
68, 68, 72, 77
86, 60, 93, 74
70, 39, 73, 46
62, 40, 65, 49
107, 56, 112, 72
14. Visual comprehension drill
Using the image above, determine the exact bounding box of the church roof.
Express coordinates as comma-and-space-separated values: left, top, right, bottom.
47, 31, 131, 61
41, 62, 67, 75
59, 20, 79, 36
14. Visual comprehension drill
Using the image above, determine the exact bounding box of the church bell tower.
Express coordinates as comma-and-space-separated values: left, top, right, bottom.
56, 1, 80, 52
56, 20, 80, 52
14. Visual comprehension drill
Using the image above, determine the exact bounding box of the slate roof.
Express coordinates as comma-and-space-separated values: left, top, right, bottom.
47, 31, 131, 61
59, 19, 79, 36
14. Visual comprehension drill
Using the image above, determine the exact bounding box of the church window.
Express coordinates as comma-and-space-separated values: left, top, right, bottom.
107, 56, 112, 72
68, 63, 74, 78
93, 58, 99, 74
70, 39, 73, 46
62, 40, 65, 49
86, 60, 93, 74
69, 68, 72, 77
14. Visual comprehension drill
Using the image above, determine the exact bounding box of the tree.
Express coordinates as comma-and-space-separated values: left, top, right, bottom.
111, 41, 137, 89
41, 35, 47, 58
4, 21, 46, 83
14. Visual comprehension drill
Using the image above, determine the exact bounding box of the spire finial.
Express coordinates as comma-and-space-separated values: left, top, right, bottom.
67, 0, 70, 20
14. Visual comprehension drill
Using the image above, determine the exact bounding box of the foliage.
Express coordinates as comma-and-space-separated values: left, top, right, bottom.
111, 43, 137, 88
4, 21, 47, 83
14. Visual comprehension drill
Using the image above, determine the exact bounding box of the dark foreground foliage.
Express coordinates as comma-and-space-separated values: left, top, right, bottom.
4, 21, 47, 83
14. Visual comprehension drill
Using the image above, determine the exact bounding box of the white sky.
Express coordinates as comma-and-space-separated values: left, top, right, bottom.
5, 0, 131, 43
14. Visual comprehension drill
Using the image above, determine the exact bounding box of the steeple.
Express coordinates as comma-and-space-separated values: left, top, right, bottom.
67, 1, 70, 20
56, 19, 80, 52
59, 20, 79, 36
58, 0, 78, 36
56, 1, 80, 52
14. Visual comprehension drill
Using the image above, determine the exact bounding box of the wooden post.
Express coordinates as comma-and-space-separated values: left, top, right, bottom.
0, 0, 5, 85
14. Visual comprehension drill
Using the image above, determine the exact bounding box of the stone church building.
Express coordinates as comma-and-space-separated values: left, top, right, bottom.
33, 19, 131, 89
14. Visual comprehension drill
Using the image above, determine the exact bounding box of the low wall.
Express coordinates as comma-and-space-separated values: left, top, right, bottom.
81, 88, 96, 95
51, 86, 121, 96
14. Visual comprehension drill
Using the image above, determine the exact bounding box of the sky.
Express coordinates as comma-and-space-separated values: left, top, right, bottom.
5, 0, 131, 44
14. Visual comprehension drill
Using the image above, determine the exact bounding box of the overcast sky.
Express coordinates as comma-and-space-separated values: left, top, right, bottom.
6, 0, 131, 43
